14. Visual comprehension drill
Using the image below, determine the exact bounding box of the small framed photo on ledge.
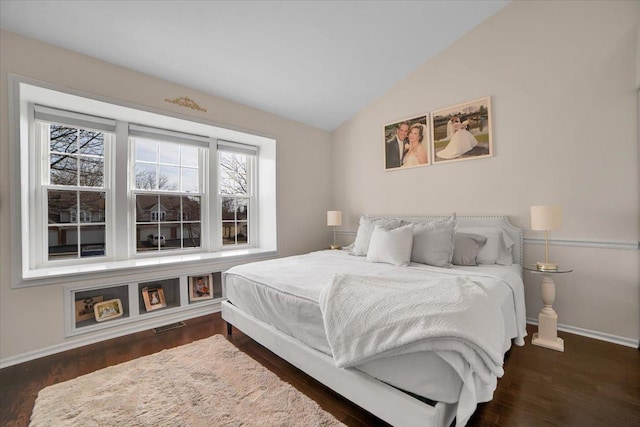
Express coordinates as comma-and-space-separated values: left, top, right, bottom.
189, 274, 213, 302
75, 295, 104, 322
93, 299, 123, 322
142, 287, 167, 311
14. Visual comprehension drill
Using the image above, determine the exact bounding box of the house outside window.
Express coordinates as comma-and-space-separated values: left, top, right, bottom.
40, 119, 111, 261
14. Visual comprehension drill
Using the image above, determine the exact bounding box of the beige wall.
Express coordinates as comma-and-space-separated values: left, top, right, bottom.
0, 30, 332, 360
331, 1, 640, 342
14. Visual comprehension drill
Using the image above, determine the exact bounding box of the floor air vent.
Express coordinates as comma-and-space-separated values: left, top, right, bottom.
153, 321, 186, 334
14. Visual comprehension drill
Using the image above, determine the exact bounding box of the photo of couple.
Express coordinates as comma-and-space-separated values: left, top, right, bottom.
432, 97, 492, 163
383, 97, 492, 170
384, 115, 429, 170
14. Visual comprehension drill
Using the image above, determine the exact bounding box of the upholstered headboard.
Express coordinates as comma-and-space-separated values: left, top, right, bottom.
366, 215, 523, 265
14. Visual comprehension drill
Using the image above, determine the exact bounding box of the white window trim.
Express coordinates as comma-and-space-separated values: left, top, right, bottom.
33, 120, 114, 269
217, 150, 257, 249
9, 75, 278, 288
129, 129, 210, 257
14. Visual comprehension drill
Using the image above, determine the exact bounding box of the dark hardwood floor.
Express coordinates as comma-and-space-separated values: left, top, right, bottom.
1, 313, 638, 427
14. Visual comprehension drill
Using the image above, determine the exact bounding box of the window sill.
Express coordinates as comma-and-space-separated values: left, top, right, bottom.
16, 248, 278, 288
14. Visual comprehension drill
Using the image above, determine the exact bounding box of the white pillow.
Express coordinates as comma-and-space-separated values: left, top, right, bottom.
352, 216, 404, 256
366, 224, 414, 267
457, 227, 514, 265
410, 213, 456, 268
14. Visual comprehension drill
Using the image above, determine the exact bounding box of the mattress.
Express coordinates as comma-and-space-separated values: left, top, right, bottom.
224, 250, 526, 404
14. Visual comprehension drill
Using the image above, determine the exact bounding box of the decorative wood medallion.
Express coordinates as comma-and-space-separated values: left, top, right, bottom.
164, 96, 207, 112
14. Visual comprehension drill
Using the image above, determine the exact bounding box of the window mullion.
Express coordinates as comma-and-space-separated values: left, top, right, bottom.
35, 122, 48, 268
208, 140, 218, 251
113, 122, 130, 260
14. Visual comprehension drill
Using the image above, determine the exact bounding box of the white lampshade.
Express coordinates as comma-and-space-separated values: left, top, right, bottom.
327, 211, 342, 226
530, 205, 562, 231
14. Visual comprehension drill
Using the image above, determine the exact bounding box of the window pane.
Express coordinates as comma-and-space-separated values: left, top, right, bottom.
135, 163, 157, 190
219, 152, 247, 195
50, 155, 77, 186
79, 129, 104, 156
221, 221, 248, 246
80, 225, 105, 257
135, 139, 157, 162
182, 223, 201, 248
181, 146, 198, 167
48, 190, 76, 224
221, 197, 235, 220
50, 125, 77, 154
222, 222, 235, 245
182, 196, 201, 221
237, 222, 248, 244
181, 168, 198, 193
79, 158, 104, 187
136, 195, 159, 222
158, 165, 179, 191
236, 199, 248, 220
136, 224, 160, 252
48, 225, 77, 260
159, 195, 180, 222
159, 142, 180, 165
79, 191, 106, 223
159, 224, 179, 250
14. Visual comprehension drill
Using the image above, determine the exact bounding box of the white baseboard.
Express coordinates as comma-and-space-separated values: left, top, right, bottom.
0, 303, 221, 369
526, 317, 639, 349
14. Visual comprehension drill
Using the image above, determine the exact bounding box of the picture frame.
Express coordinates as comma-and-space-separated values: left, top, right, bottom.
141, 286, 167, 311
93, 299, 123, 322
383, 115, 429, 171
75, 295, 104, 322
189, 274, 213, 302
431, 96, 493, 164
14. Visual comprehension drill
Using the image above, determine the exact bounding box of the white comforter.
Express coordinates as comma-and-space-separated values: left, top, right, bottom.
319, 272, 508, 426
225, 250, 527, 426
319, 273, 505, 378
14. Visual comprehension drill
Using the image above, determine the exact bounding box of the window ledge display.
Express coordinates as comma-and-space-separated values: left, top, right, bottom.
65, 271, 224, 337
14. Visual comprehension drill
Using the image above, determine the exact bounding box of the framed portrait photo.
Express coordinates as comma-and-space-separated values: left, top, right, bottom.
141, 287, 167, 312
384, 115, 429, 171
75, 295, 104, 322
430, 96, 493, 164
93, 299, 123, 322
189, 274, 213, 302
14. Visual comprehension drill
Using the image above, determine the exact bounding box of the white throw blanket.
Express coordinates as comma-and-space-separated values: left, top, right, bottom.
319, 273, 506, 426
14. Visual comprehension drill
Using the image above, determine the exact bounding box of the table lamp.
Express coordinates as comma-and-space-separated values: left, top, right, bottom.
327, 210, 342, 250
530, 205, 562, 271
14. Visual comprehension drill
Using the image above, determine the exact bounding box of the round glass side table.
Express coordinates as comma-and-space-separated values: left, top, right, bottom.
524, 266, 573, 352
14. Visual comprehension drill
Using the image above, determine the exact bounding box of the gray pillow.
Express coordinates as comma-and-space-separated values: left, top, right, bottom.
410, 213, 456, 268
457, 227, 514, 265
452, 233, 488, 266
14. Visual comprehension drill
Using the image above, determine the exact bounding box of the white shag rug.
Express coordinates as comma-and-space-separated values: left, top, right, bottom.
30, 335, 344, 426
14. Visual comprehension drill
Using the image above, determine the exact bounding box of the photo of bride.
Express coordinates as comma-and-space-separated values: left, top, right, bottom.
431, 97, 492, 164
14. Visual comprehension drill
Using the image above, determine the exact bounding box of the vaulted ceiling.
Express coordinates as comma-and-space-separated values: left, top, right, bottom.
0, 0, 509, 130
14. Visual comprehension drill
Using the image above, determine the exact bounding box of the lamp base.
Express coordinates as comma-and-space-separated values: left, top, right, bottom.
329, 244, 341, 250
536, 261, 558, 272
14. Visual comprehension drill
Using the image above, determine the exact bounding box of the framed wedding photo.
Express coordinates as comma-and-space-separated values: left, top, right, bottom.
430, 96, 493, 164
142, 287, 167, 311
93, 299, 123, 322
189, 274, 213, 302
384, 115, 429, 171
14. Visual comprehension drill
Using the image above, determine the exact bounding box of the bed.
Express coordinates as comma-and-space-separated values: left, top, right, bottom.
221, 215, 526, 427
